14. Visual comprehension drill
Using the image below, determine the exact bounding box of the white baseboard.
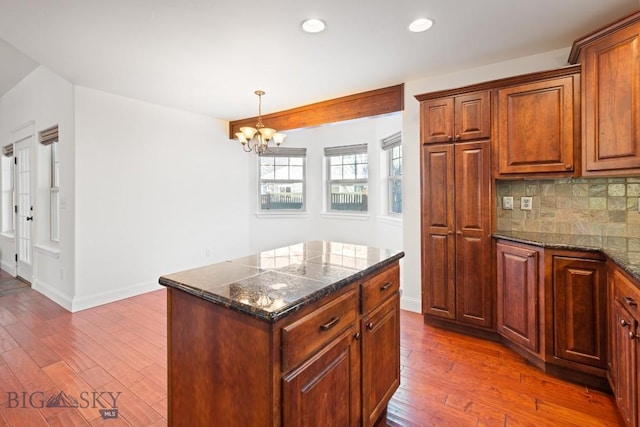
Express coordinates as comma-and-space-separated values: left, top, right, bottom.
1, 260, 16, 276
32, 279, 74, 311
70, 280, 163, 312
400, 295, 421, 313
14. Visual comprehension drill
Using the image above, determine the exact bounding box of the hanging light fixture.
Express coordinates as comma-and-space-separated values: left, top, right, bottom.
235, 90, 286, 155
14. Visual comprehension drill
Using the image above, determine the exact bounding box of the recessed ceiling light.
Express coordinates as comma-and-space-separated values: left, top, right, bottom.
302, 18, 326, 33
409, 18, 434, 33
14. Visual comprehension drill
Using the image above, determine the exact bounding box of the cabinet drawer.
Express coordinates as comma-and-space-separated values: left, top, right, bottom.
361, 264, 400, 314
613, 268, 640, 318
282, 290, 357, 372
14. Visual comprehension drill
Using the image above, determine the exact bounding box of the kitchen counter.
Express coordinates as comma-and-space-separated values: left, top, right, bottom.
493, 230, 640, 282
159, 241, 404, 425
159, 240, 404, 322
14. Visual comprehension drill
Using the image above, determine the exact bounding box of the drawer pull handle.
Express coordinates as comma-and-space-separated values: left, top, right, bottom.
621, 319, 630, 328
624, 297, 637, 307
320, 317, 340, 331
366, 322, 374, 331
380, 282, 393, 292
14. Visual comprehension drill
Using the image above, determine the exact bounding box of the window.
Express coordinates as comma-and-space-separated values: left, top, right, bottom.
50, 143, 60, 241
325, 144, 368, 212
1, 145, 14, 234
259, 148, 306, 211
382, 132, 402, 215
39, 125, 59, 242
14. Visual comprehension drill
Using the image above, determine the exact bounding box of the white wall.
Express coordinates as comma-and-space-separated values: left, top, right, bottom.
248, 114, 403, 254
0, 66, 75, 308
400, 47, 572, 313
73, 87, 250, 311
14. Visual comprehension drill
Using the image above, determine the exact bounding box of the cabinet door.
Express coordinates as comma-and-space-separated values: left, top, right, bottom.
613, 302, 636, 426
421, 144, 455, 319
454, 91, 491, 141
282, 329, 359, 427
582, 23, 640, 175
361, 295, 400, 427
421, 97, 455, 144
455, 141, 492, 328
497, 75, 576, 175
553, 256, 607, 368
496, 242, 539, 352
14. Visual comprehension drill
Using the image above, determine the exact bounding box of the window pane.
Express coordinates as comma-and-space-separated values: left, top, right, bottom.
260, 182, 304, 210
343, 154, 355, 164
260, 157, 274, 166
330, 156, 342, 166
329, 183, 368, 211
390, 179, 402, 214
356, 164, 367, 179
290, 157, 303, 166
343, 164, 355, 180
274, 164, 289, 180
356, 153, 367, 163
260, 166, 274, 180
391, 159, 401, 176
275, 157, 289, 166
330, 165, 342, 180
290, 165, 303, 180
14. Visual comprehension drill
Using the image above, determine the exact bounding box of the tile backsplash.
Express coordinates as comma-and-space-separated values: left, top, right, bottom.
496, 177, 640, 238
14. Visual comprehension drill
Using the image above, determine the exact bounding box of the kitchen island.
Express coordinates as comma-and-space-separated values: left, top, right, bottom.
159, 241, 404, 427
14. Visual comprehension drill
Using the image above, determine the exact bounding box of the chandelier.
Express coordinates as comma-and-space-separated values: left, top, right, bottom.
235, 90, 286, 155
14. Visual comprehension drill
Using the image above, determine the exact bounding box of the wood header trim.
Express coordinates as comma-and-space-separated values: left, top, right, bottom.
568, 10, 640, 64
414, 65, 581, 102
228, 84, 404, 139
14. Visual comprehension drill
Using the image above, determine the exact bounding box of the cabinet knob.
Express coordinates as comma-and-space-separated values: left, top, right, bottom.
447, 135, 453, 141
621, 319, 630, 328
565, 164, 572, 170
630, 330, 638, 340
366, 322, 374, 331
447, 231, 453, 235
456, 231, 463, 236
527, 253, 535, 258
353, 332, 361, 341
624, 296, 637, 307
455, 134, 461, 141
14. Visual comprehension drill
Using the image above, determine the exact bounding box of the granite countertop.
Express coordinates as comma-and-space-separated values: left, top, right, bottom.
493, 231, 640, 282
159, 241, 404, 323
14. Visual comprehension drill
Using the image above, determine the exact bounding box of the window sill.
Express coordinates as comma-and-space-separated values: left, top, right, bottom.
33, 244, 60, 258
0, 232, 14, 241
377, 215, 403, 226
255, 212, 310, 219
321, 212, 369, 221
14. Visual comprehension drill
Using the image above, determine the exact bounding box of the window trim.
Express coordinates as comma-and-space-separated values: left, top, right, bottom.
258, 148, 307, 213
382, 132, 402, 216
325, 144, 369, 213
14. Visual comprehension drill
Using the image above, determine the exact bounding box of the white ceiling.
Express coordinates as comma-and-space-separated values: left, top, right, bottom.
0, 0, 638, 121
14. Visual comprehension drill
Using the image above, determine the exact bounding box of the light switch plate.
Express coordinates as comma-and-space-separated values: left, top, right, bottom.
521, 196, 533, 211
502, 196, 513, 210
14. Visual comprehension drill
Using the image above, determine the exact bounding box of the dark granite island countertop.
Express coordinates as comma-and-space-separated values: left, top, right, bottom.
159, 240, 405, 323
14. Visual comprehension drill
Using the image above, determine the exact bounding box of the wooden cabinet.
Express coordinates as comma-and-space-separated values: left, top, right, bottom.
283, 329, 359, 427
420, 91, 490, 144
166, 260, 401, 427
551, 254, 607, 371
495, 68, 580, 177
570, 11, 640, 176
421, 140, 492, 329
609, 264, 640, 427
361, 293, 400, 426
496, 241, 541, 353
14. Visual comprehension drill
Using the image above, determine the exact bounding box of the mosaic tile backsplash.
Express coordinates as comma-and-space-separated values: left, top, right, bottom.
496, 177, 640, 238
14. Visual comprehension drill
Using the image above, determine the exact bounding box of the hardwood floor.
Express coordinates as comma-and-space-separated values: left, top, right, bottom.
0, 287, 624, 426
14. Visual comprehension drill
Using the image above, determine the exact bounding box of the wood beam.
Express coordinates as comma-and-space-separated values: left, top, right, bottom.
228, 84, 404, 139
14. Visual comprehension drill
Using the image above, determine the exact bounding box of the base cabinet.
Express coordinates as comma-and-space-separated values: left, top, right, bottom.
610, 265, 640, 427
167, 261, 401, 427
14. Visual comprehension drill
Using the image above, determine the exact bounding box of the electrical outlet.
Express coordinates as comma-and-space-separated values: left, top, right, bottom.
502, 196, 513, 210
521, 196, 533, 211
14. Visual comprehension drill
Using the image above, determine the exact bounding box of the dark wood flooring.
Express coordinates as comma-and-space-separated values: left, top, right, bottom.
0, 287, 625, 426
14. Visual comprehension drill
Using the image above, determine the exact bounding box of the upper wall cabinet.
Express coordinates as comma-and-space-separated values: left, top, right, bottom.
569, 11, 640, 176
494, 67, 581, 178
418, 91, 490, 144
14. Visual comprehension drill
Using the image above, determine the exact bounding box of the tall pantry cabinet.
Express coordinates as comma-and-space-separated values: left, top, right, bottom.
418, 90, 493, 330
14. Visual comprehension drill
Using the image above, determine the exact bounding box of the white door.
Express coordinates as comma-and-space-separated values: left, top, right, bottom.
15, 136, 33, 283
